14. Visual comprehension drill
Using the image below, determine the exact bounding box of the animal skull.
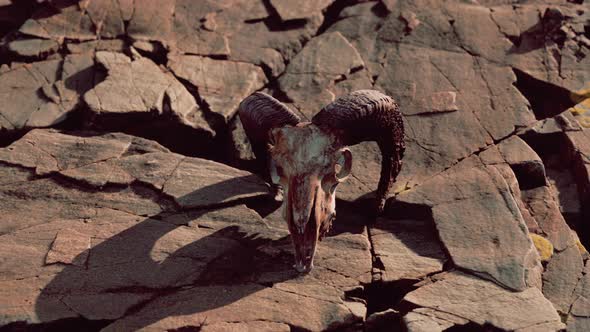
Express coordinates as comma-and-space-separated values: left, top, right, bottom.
239, 90, 405, 273
269, 124, 352, 272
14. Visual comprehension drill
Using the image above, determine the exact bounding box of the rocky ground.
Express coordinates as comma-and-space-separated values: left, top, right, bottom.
0, 0, 589, 331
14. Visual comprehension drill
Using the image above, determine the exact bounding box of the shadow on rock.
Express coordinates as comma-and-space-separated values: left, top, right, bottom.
33, 177, 297, 330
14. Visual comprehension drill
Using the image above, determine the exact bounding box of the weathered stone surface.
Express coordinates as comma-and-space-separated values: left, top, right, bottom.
201, 321, 291, 332
19, 3, 96, 41
497, 136, 546, 188
169, 1, 230, 56
403, 272, 564, 331
62, 292, 152, 321
0, 130, 371, 329
2, 1, 590, 330
0, 60, 63, 130
168, 55, 267, 121
45, 229, 91, 266
84, 52, 213, 134
522, 186, 576, 251
269, 0, 334, 21
0, 129, 129, 175
542, 244, 584, 314
566, 129, 590, 215
7, 38, 59, 57
0, 52, 98, 131
370, 218, 446, 283
278, 31, 365, 118
568, 315, 590, 332
66, 39, 127, 54
103, 283, 360, 331
404, 308, 468, 332
327, 2, 386, 76
162, 158, 268, 209
568, 261, 590, 330
397, 163, 537, 291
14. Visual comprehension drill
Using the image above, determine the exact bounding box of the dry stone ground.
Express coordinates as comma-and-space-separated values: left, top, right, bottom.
0, 0, 589, 330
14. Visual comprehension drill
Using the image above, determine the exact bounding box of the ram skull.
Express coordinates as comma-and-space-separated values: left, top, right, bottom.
239, 90, 405, 273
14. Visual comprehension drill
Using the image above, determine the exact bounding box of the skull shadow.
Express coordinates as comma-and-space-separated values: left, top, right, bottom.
32, 176, 299, 330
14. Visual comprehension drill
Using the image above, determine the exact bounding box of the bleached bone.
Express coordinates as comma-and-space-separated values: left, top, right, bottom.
239, 90, 405, 272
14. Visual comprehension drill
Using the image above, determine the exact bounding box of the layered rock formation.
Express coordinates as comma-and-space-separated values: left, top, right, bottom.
0, 0, 589, 330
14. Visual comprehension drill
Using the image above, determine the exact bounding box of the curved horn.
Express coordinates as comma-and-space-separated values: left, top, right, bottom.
239, 92, 301, 177
312, 90, 405, 214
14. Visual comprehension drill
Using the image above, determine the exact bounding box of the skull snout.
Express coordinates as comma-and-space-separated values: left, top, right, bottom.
291, 229, 317, 273
287, 178, 321, 273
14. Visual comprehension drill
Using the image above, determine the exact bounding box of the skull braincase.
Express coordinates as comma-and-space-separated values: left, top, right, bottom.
270, 124, 336, 178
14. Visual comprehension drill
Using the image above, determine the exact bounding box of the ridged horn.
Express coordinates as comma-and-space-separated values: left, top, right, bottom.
238, 92, 301, 175
312, 90, 405, 214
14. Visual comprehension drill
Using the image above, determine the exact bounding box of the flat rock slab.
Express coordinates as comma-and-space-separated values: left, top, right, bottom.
370, 218, 446, 283
397, 163, 537, 291
403, 272, 564, 331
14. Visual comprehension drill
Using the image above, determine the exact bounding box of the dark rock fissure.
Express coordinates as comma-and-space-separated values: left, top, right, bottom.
520, 131, 590, 249
167, 326, 202, 332
512, 68, 576, 120
315, 0, 368, 36
444, 322, 505, 332
0, 128, 28, 148
365, 279, 420, 317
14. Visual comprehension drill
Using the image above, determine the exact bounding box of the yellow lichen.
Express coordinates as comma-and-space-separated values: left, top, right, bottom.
576, 240, 588, 256
570, 84, 590, 128
530, 234, 554, 262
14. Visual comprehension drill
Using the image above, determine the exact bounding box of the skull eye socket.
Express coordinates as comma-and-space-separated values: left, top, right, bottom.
335, 148, 352, 182
270, 159, 285, 184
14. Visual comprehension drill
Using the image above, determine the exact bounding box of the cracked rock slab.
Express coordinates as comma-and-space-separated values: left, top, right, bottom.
542, 244, 584, 314
278, 31, 365, 118
168, 55, 267, 122
0, 60, 62, 130
84, 52, 213, 135
0, 53, 101, 132
403, 271, 564, 331
522, 185, 576, 252
269, 0, 334, 21
102, 283, 361, 331
45, 229, 91, 266
0, 129, 130, 175
397, 163, 537, 291
60, 152, 184, 189
404, 308, 468, 332
370, 218, 446, 283
7, 38, 59, 58
497, 136, 546, 188
162, 157, 268, 208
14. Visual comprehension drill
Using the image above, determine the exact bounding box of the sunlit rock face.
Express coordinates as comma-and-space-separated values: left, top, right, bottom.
0, 0, 589, 330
